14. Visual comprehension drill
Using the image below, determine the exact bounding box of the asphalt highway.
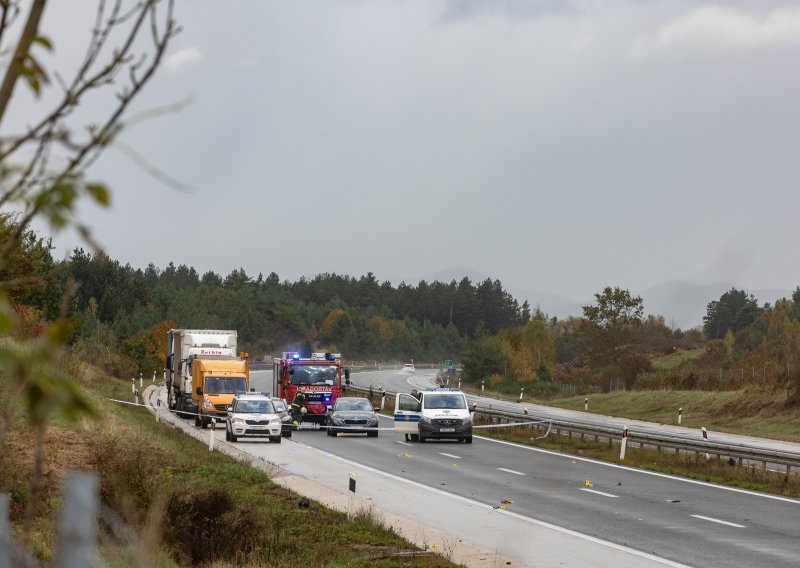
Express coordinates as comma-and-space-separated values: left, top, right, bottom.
249, 369, 800, 568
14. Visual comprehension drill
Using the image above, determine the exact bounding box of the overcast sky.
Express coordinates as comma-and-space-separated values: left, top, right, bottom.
14, 0, 800, 308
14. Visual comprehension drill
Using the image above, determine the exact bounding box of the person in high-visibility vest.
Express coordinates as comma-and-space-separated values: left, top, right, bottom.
290, 389, 307, 429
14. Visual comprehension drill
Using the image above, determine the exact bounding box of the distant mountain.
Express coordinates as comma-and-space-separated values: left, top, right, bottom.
413, 268, 793, 332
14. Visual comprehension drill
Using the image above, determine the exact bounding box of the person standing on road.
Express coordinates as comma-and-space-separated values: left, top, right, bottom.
290, 388, 307, 429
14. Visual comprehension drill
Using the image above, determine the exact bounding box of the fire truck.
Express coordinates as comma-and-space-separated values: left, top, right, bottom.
271, 352, 349, 426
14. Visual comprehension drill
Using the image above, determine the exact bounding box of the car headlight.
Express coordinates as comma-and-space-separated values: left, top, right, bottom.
270, 418, 281, 426
463, 416, 472, 425
331, 416, 344, 425
233, 418, 246, 425
419, 416, 432, 424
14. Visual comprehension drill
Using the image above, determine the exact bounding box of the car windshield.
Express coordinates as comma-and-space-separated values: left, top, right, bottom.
273, 400, 286, 412
235, 399, 274, 413
423, 394, 466, 410
204, 377, 248, 394
290, 364, 339, 386
336, 399, 372, 412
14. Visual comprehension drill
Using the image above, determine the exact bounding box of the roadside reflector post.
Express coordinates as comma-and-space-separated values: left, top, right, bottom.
458, 379, 461, 389
584, 398, 588, 412
519, 388, 524, 401
701, 427, 709, 459
152, 371, 156, 383
139, 372, 143, 389
131, 378, 135, 394
209, 419, 217, 451
348, 473, 356, 518
620, 427, 629, 460
381, 390, 386, 410
481, 380, 485, 392
678, 407, 682, 425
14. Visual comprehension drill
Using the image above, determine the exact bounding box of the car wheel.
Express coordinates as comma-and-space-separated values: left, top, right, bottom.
195, 412, 201, 428
418, 433, 426, 443
465, 436, 473, 444
284, 429, 292, 438
225, 428, 230, 442
270, 436, 281, 444
230, 432, 237, 442
410, 434, 419, 442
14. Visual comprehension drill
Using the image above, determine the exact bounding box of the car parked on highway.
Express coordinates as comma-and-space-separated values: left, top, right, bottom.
326, 397, 380, 437
271, 397, 293, 438
225, 393, 282, 443
402, 363, 415, 373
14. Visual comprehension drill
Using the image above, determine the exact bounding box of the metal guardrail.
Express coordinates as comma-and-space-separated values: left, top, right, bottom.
346, 383, 800, 476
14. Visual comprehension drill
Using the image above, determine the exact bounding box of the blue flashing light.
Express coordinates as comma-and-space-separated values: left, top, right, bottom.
292, 353, 300, 360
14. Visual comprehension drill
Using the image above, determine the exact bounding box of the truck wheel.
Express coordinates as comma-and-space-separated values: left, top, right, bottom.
270, 436, 281, 444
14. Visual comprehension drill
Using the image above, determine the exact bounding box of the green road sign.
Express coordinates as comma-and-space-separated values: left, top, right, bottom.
445, 359, 453, 366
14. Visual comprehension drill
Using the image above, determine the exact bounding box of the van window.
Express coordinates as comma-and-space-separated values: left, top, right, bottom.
423, 394, 466, 410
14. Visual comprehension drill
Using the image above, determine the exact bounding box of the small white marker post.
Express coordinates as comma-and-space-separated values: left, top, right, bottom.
702, 427, 709, 459
156, 399, 160, 422
139, 372, 143, 389
152, 371, 156, 383
584, 398, 588, 412
348, 473, 356, 517
481, 380, 485, 392
620, 427, 629, 460
209, 419, 217, 451
380, 391, 386, 411
131, 378, 135, 394
458, 379, 461, 389
678, 407, 683, 425
519, 388, 524, 402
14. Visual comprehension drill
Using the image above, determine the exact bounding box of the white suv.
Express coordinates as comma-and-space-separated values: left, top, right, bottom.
225, 393, 282, 443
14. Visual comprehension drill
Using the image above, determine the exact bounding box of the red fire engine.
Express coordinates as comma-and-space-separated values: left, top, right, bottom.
271, 352, 349, 426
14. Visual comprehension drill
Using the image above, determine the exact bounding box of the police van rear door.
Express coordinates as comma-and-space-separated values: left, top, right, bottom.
394, 393, 421, 435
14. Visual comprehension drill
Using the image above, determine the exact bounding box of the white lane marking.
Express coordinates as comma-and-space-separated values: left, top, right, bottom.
691, 515, 745, 528
497, 467, 525, 476
440, 452, 461, 459
580, 488, 619, 498
481, 436, 800, 505
295, 442, 692, 568
395, 440, 412, 446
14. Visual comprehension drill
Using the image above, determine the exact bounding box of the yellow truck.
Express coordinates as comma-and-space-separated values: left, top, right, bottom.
192, 356, 250, 429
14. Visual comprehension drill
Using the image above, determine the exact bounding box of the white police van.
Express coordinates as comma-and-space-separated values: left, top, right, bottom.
394, 388, 474, 443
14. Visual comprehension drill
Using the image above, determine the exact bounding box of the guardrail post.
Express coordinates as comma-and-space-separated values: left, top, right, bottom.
619, 427, 629, 460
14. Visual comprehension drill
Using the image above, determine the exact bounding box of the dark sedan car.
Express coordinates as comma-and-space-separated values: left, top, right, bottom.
326, 397, 379, 437
271, 398, 293, 438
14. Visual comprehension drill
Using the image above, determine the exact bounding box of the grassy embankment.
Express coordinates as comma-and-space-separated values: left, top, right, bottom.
0, 368, 456, 567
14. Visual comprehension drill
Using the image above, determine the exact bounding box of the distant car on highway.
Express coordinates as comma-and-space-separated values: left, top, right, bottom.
326, 397, 380, 437
225, 393, 282, 443
402, 363, 416, 373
